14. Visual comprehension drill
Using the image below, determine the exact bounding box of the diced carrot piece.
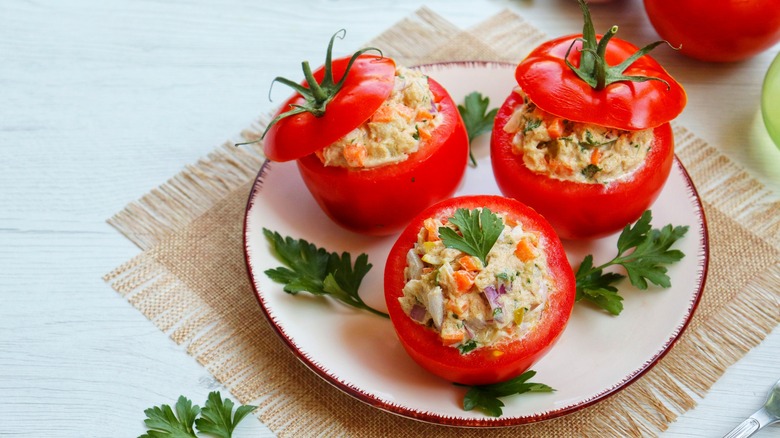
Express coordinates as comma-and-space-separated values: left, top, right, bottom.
514, 238, 536, 262
416, 108, 433, 121
423, 218, 440, 242
415, 108, 433, 121
548, 158, 574, 176
343, 144, 366, 167
547, 117, 565, 139
441, 331, 465, 346
504, 216, 518, 227
446, 299, 468, 316
370, 105, 395, 123
417, 127, 432, 141
396, 105, 415, 121
452, 270, 476, 294
590, 147, 602, 165
458, 255, 482, 272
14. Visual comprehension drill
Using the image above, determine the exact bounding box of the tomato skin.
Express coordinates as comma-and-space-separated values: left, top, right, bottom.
263, 54, 397, 162
296, 77, 468, 236
384, 195, 576, 385
490, 90, 674, 241
515, 34, 686, 131
644, 0, 780, 63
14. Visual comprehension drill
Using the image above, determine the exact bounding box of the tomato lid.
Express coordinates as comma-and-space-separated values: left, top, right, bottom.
513, 0, 686, 131
262, 54, 396, 162
515, 35, 686, 131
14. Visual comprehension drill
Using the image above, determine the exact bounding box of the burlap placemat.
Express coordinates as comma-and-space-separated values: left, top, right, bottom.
104, 8, 779, 437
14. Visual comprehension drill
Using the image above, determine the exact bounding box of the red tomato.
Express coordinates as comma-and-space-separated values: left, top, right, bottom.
515, 35, 686, 131
384, 195, 576, 385
296, 77, 468, 235
263, 48, 469, 236
644, 0, 780, 63
491, 91, 674, 240
491, 0, 683, 239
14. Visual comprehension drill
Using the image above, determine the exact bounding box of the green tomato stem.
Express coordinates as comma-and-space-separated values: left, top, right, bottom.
594, 26, 618, 90
302, 61, 328, 106
570, 0, 671, 91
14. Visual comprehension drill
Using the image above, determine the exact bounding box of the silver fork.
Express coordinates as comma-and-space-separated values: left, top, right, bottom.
723, 378, 780, 438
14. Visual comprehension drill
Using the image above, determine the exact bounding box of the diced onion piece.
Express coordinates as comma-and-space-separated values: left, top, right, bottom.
405, 249, 424, 281
394, 77, 406, 92
426, 286, 444, 329
410, 304, 427, 322
483, 284, 507, 323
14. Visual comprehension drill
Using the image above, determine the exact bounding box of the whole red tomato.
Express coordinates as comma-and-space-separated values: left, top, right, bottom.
384, 195, 576, 385
262, 32, 468, 236
491, 0, 684, 240
644, 0, 780, 62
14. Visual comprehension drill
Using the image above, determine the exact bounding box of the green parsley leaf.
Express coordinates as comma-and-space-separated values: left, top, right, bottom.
263, 229, 388, 318
463, 387, 505, 417
457, 91, 498, 167
574, 210, 688, 315
194, 391, 256, 438
141, 394, 255, 438
459, 370, 554, 417
140, 396, 200, 438
439, 208, 504, 265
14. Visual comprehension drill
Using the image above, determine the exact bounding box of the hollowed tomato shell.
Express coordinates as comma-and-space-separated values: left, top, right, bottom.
491, 90, 674, 240
296, 77, 469, 236
384, 195, 576, 385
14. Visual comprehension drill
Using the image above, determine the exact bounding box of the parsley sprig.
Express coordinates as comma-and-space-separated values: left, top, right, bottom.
439, 208, 504, 266
457, 370, 554, 417
575, 210, 689, 315
457, 92, 498, 167
140, 392, 255, 438
263, 229, 388, 318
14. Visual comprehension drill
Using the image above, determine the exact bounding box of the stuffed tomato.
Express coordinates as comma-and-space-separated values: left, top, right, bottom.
384, 195, 575, 385
490, 0, 686, 240
262, 31, 468, 236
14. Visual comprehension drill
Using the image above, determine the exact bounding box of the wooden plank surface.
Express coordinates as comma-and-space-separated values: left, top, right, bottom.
1, 0, 778, 435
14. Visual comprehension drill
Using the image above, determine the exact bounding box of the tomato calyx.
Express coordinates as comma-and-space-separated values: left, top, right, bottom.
514, 0, 687, 130
238, 30, 383, 146
568, 0, 674, 91
269, 30, 382, 123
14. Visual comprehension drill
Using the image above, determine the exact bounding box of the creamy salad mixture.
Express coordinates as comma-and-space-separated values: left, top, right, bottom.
399, 211, 552, 353
317, 67, 443, 169
503, 88, 654, 184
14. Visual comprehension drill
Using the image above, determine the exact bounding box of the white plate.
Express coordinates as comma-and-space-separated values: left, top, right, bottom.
243, 62, 708, 426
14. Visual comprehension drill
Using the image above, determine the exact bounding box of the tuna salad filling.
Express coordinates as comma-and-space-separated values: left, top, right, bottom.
317, 67, 443, 169
399, 210, 552, 353
503, 88, 654, 184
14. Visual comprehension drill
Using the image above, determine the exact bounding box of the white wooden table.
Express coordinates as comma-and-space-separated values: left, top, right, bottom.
2, 0, 778, 436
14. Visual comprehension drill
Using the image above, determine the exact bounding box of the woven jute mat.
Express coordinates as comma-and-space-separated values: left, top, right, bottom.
105, 8, 779, 437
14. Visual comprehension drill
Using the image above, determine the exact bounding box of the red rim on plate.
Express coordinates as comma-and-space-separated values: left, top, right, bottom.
242, 62, 709, 427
